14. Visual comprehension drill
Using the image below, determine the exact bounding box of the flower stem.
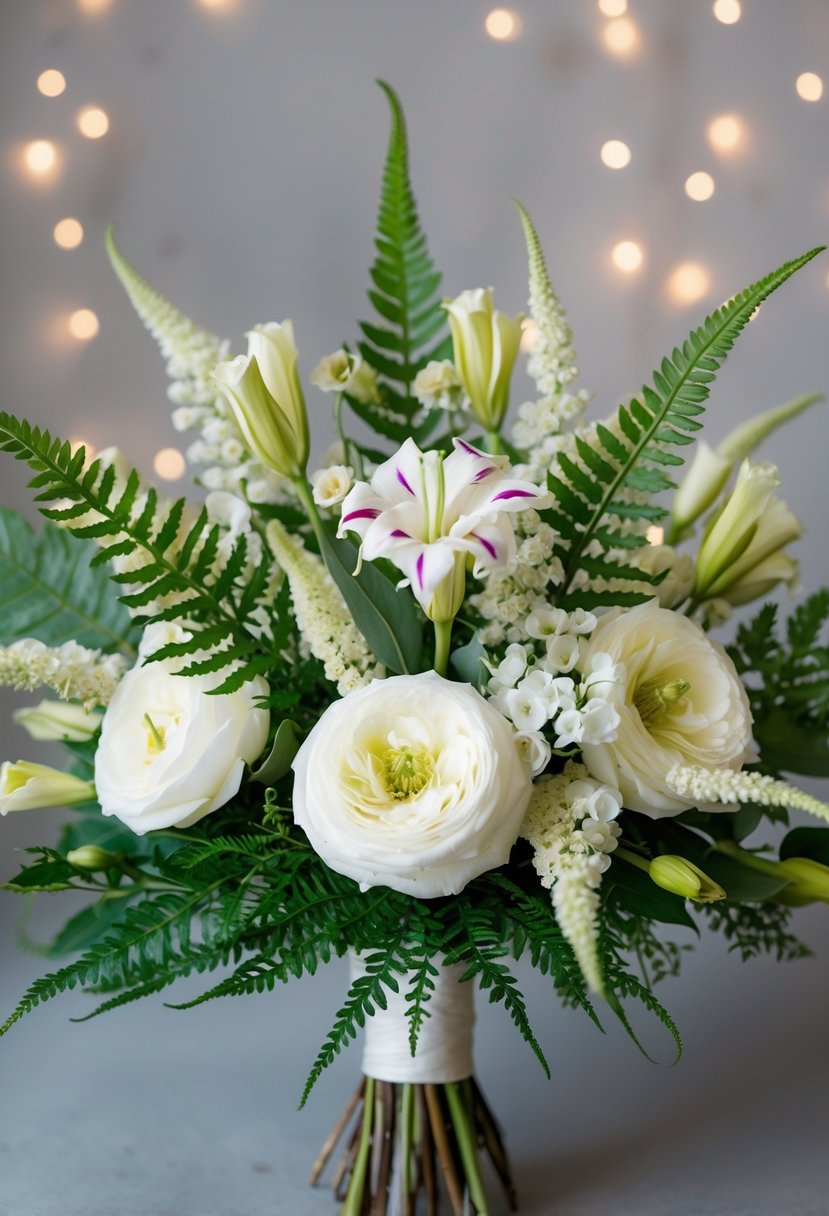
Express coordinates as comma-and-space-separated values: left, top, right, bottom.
445, 1081, 490, 1214
484, 429, 502, 455
615, 845, 651, 873
340, 1075, 375, 1216
433, 618, 453, 677
292, 475, 328, 550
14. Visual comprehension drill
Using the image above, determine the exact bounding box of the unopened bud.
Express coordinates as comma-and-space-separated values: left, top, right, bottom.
776, 856, 829, 906
66, 845, 119, 871
649, 855, 726, 903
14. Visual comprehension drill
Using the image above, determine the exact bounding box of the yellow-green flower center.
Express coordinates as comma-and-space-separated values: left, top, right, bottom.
382, 742, 435, 801
634, 678, 691, 728
144, 713, 167, 755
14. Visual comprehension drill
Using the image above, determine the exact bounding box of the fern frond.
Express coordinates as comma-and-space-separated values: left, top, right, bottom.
550, 247, 824, 609
355, 81, 449, 441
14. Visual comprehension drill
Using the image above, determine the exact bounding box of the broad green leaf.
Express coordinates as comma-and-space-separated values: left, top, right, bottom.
450, 635, 488, 690
0, 508, 133, 652
754, 710, 829, 777
250, 719, 301, 785
780, 826, 829, 866
607, 859, 697, 929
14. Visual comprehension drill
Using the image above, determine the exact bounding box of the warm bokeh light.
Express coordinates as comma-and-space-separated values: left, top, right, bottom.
666, 262, 711, 306
684, 171, 716, 201
796, 72, 824, 102
602, 17, 640, 57
600, 139, 632, 169
23, 140, 57, 175
712, 0, 741, 24
77, 0, 114, 12
37, 69, 66, 98
520, 318, 540, 353
77, 106, 110, 139
598, 0, 627, 15
484, 8, 521, 40
611, 240, 643, 273
707, 113, 745, 154
153, 448, 187, 480
53, 218, 84, 249
646, 525, 665, 546
68, 437, 96, 461
68, 309, 100, 341
195, 0, 241, 10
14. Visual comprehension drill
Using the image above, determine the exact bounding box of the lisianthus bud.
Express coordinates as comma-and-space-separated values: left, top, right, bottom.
444, 288, 523, 432
704, 496, 802, 605
310, 349, 381, 406
649, 855, 726, 903
775, 857, 829, 906
66, 845, 119, 871
212, 320, 309, 478
0, 761, 96, 814
13, 700, 102, 743
694, 460, 780, 598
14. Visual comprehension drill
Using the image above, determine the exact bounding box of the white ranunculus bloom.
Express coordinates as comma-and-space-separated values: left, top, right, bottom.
633, 543, 695, 610
311, 464, 354, 508
580, 600, 753, 817
94, 623, 269, 835
291, 672, 533, 897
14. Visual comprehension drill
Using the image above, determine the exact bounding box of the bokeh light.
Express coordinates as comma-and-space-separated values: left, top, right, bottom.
685, 171, 716, 201
598, 0, 627, 15
76, 0, 114, 12
666, 262, 711, 305
707, 113, 745, 154
602, 17, 640, 57
646, 525, 665, 546
520, 318, 540, 353
484, 9, 522, 41
796, 72, 823, 102
23, 140, 57, 175
600, 139, 632, 169
68, 309, 100, 341
53, 218, 84, 249
611, 240, 644, 273
713, 0, 741, 24
37, 70, 66, 98
77, 106, 110, 139
153, 448, 187, 480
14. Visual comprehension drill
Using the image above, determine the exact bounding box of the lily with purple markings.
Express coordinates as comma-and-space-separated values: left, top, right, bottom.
337, 436, 547, 627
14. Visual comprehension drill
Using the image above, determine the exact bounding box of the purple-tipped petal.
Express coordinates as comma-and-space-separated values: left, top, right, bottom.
471, 532, 499, 561
416, 552, 425, 589
491, 488, 536, 502
390, 528, 411, 538
342, 507, 381, 524
396, 467, 415, 495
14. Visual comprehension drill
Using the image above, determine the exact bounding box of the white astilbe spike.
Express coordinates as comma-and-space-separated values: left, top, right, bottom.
0, 639, 127, 709
668, 763, 829, 825
265, 520, 382, 696
521, 762, 622, 994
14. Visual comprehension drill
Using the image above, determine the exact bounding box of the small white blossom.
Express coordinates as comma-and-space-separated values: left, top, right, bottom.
311, 464, 354, 509
544, 633, 580, 673
526, 606, 569, 639
0, 639, 127, 709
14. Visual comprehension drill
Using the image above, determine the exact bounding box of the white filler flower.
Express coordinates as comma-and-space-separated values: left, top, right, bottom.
94, 623, 269, 834
580, 600, 753, 816
292, 672, 533, 897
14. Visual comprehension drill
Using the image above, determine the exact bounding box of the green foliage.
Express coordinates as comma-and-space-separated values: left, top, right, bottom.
354, 81, 449, 445
704, 900, 812, 964
780, 826, 829, 865
0, 508, 133, 652
729, 590, 829, 777
547, 248, 824, 610
0, 416, 279, 692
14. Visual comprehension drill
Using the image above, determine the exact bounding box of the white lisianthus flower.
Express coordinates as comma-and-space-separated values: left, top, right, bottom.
94, 623, 269, 835
0, 761, 95, 814
412, 359, 466, 413
444, 288, 523, 431
633, 544, 695, 610
291, 672, 533, 897
580, 601, 754, 816
311, 464, 354, 509
310, 350, 382, 405
338, 437, 547, 623
694, 459, 780, 597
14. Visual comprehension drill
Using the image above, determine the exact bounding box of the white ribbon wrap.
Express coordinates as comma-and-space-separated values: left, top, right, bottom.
349, 950, 475, 1084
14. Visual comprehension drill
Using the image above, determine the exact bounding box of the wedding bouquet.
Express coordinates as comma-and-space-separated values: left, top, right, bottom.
1, 82, 827, 1215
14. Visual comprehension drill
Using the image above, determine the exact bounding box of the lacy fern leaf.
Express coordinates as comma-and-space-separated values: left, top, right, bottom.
549, 246, 824, 610
354, 81, 449, 443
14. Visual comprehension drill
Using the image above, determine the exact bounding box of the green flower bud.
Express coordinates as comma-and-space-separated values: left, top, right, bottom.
776, 857, 829, 906
66, 845, 119, 872
649, 855, 726, 904
0, 761, 96, 815
444, 288, 523, 432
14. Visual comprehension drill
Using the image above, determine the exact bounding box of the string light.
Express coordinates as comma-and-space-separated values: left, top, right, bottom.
77, 106, 109, 139
666, 262, 711, 306
153, 448, 186, 480
611, 240, 644, 273
68, 309, 100, 341
520, 318, 540, 353
37, 70, 66, 98
646, 525, 665, 546
484, 9, 521, 40
712, 0, 741, 24
602, 17, 640, 57
684, 171, 716, 201
598, 0, 627, 15
796, 72, 823, 102
23, 140, 57, 175
53, 218, 84, 249
707, 113, 745, 155
600, 139, 632, 169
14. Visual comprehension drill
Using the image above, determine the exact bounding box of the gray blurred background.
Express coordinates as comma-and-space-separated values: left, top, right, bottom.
1, 2, 828, 1213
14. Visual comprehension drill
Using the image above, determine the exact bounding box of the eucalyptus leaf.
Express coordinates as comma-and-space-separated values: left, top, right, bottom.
780, 826, 829, 866
317, 526, 423, 675
450, 636, 489, 690
754, 710, 829, 777
250, 719, 301, 785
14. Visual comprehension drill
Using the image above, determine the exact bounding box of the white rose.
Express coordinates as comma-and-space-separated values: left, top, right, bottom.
580, 601, 753, 817
311, 464, 354, 508
291, 672, 533, 897
94, 623, 269, 835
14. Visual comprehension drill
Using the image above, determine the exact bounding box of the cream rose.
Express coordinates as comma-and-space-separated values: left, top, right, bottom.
580, 601, 753, 816
291, 672, 533, 897
94, 624, 269, 834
